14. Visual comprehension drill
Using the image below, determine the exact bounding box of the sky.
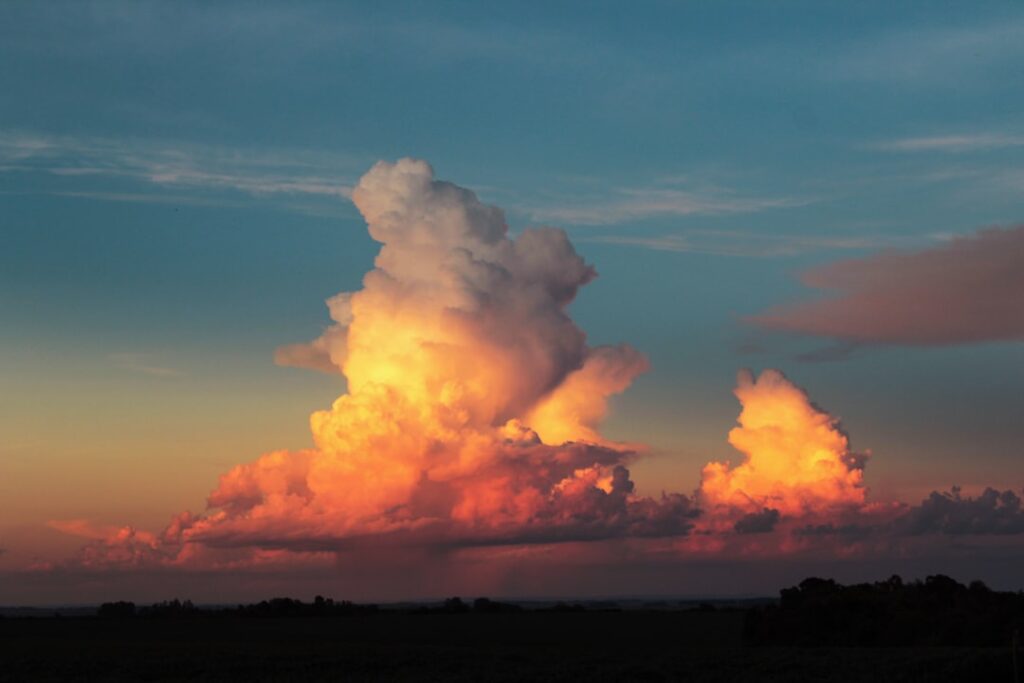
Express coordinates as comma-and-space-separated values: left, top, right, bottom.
1, 1, 1023, 604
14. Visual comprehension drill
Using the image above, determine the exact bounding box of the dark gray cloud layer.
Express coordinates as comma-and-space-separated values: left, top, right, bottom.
734, 508, 781, 534
899, 487, 1024, 535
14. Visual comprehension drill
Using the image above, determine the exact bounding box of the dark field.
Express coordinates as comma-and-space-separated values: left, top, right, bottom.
0, 610, 1018, 682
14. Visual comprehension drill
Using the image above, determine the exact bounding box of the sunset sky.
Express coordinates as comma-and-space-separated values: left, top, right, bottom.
2, 1, 1023, 605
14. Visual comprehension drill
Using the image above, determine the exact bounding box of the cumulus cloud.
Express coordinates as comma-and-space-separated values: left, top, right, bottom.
699, 369, 868, 519
750, 225, 1024, 346
54, 159, 701, 569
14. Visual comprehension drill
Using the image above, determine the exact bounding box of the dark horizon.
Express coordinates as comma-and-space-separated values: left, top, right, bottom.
3, 571, 1018, 612
4, 574, 1022, 681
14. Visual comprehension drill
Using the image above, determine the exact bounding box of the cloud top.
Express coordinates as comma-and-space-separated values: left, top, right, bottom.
700, 369, 867, 517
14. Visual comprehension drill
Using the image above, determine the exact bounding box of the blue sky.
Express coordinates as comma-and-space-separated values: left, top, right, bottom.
2, 0, 1023, 548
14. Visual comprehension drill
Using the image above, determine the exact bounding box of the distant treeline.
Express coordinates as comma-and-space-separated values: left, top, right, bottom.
84, 574, 1024, 648
95, 596, 541, 619
744, 575, 1024, 647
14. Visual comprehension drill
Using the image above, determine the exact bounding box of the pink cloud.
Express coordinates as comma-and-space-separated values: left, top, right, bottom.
750, 225, 1024, 346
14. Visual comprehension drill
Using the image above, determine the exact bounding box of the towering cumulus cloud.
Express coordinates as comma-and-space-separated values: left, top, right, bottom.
103, 159, 693, 562
700, 369, 867, 518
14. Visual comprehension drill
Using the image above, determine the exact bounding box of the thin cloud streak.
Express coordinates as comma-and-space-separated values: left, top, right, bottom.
0, 131, 356, 203
527, 187, 806, 226
108, 353, 181, 378
877, 133, 1024, 152
830, 16, 1024, 85
1, 190, 249, 209
582, 230, 918, 258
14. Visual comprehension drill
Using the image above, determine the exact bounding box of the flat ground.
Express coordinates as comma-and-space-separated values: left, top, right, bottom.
0, 611, 1015, 682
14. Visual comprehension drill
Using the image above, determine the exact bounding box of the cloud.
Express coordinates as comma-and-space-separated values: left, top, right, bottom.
830, 16, 1024, 85
750, 225, 1024, 346
527, 187, 803, 226
47, 519, 123, 540
794, 342, 862, 364
877, 133, 1024, 152
53, 158, 701, 569
793, 523, 873, 540
789, 488, 1024, 540
0, 130, 356, 209
108, 352, 180, 378
273, 294, 352, 374
734, 508, 780, 534
46, 520, 166, 569
45, 160, 1024, 585
899, 488, 1024, 536
699, 370, 868, 520
583, 230, 901, 258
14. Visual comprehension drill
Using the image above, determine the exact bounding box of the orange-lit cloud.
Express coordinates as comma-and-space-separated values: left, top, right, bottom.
54, 158, 694, 568
699, 369, 867, 520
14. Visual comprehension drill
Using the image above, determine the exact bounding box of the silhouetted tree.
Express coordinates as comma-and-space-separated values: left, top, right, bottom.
97, 601, 136, 618
745, 575, 1024, 647
472, 597, 522, 613
443, 597, 469, 613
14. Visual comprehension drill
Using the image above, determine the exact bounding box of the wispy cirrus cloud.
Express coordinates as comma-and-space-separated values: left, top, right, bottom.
108, 353, 181, 378
876, 133, 1024, 152
582, 229, 918, 258
830, 16, 1024, 85
527, 187, 804, 226
0, 130, 357, 206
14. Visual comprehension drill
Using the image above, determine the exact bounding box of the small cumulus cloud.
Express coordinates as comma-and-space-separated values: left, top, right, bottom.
699, 369, 868, 519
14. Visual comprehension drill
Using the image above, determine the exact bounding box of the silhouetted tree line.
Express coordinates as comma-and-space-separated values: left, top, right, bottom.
233, 596, 379, 618
744, 575, 1024, 646
96, 596, 378, 619
405, 597, 523, 614
95, 595, 530, 619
